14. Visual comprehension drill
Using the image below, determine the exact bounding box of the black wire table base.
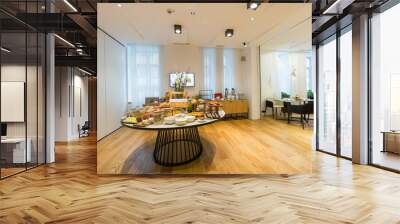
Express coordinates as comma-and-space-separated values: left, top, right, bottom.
153, 126, 203, 166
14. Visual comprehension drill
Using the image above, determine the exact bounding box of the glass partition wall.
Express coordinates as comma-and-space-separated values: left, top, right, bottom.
370, 3, 400, 171
316, 26, 352, 159
0, 4, 46, 179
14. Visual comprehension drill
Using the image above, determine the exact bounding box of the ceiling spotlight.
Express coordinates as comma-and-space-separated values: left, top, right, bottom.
250, 17, 255, 21
117, 3, 122, 7
247, 1, 260, 10
225, 29, 234, 38
174, 24, 182, 34
1, 47, 11, 53
242, 42, 247, 47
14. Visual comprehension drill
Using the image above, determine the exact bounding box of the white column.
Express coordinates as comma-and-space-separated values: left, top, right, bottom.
46, 33, 55, 163
352, 14, 369, 164
249, 46, 261, 120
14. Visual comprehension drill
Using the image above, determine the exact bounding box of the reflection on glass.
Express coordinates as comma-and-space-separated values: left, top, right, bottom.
1, 31, 28, 177
27, 31, 38, 169
318, 37, 337, 154
38, 33, 46, 165
340, 29, 352, 158
371, 4, 400, 171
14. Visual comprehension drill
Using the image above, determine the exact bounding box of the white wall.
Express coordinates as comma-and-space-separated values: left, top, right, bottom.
54, 67, 89, 141
162, 45, 246, 96
97, 29, 127, 140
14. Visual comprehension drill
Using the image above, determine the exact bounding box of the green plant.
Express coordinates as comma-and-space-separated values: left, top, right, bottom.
173, 72, 188, 92
307, 90, 314, 99
281, 92, 290, 99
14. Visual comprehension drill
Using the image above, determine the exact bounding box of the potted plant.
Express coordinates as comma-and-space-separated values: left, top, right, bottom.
307, 90, 314, 99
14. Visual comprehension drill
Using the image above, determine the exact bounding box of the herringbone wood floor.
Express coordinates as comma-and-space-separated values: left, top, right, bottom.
1, 129, 400, 223
98, 117, 313, 174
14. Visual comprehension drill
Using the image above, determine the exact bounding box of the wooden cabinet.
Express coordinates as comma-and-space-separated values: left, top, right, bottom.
382, 132, 400, 154
220, 100, 248, 116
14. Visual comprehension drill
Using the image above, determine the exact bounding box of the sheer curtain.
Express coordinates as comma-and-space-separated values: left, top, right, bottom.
128, 44, 161, 107
223, 48, 236, 90
203, 48, 216, 92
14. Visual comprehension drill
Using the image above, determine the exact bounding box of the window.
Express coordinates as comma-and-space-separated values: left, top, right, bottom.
306, 55, 312, 92
203, 48, 216, 92
340, 28, 352, 158
370, 3, 400, 171
318, 37, 337, 154
128, 44, 161, 107
223, 48, 236, 91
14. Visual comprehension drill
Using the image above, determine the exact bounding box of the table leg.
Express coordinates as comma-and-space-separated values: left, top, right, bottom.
153, 127, 203, 166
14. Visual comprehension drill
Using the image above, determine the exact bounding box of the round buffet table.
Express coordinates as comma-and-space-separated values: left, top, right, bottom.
122, 111, 224, 167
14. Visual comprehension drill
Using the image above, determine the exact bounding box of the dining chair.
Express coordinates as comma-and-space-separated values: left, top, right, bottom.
262, 100, 275, 117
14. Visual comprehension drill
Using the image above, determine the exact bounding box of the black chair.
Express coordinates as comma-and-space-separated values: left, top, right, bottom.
262, 100, 275, 117
282, 101, 291, 119
288, 104, 306, 128
79, 121, 90, 138
286, 102, 314, 129
303, 101, 314, 124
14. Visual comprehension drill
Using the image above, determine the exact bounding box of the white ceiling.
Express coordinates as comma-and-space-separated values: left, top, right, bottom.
98, 3, 311, 50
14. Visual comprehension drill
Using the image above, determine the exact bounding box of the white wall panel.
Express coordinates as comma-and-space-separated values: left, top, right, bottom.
97, 29, 127, 140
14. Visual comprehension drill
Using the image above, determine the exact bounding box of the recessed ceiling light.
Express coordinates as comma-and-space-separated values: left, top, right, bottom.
247, 1, 260, 10
225, 29, 234, 38
117, 3, 122, 7
174, 24, 182, 34
242, 42, 248, 47
250, 17, 255, 21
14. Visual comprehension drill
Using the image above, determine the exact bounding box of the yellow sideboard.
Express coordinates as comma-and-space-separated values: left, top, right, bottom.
220, 100, 249, 116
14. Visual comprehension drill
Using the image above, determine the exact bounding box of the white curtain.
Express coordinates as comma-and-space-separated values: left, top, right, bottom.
223, 48, 236, 90
203, 48, 216, 92
128, 44, 161, 107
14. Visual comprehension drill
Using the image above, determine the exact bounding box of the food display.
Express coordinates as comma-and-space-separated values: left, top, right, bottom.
122, 102, 223, 128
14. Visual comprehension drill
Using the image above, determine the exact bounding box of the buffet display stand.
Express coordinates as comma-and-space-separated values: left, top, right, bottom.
122, 111, 225, 166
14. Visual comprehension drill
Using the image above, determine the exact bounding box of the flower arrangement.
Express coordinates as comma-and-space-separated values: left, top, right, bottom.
173, 72, 189, 92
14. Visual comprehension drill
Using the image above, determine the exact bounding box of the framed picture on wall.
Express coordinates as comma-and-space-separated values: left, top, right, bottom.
169, 72, 195, 87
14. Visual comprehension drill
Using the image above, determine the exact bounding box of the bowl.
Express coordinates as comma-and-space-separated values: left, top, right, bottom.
186, 116, 196, 123
164, 116, 175, 125
175, 118, 186, 126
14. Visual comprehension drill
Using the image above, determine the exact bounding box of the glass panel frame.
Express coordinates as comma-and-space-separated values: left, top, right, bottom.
0, 1, 47, 179
369, 3, 400, 172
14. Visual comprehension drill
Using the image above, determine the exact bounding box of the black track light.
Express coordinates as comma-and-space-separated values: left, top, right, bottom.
174, 24, 182, 34
225, 29, 234, 37
247, 0, 260, 10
